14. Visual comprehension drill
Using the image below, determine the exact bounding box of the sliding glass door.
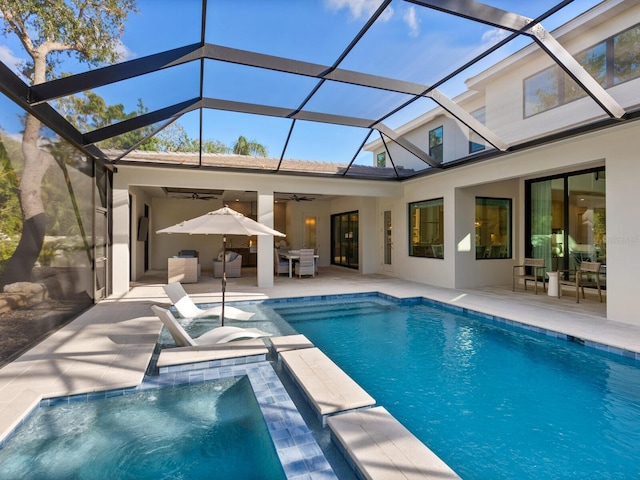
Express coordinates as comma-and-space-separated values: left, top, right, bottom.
526, 167, 605, 273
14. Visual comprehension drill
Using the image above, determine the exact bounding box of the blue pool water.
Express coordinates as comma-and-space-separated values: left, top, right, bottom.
0, 377, 286, 480
272, 297, 640, 479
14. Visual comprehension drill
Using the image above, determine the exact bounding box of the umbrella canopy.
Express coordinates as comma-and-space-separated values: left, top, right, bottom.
156, 206, 284, 236
157, 206, 285, 325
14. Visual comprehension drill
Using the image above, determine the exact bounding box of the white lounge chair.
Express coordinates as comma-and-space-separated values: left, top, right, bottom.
150, 305, 271, 347
163, 282, 254, 321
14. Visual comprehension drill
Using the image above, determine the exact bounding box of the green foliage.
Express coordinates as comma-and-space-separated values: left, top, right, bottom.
232, 135, 268, 157
1, 0, 137, 82
0, 138, 22, 273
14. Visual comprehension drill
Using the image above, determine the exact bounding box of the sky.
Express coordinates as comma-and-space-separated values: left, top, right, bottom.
0, 0, 601, 164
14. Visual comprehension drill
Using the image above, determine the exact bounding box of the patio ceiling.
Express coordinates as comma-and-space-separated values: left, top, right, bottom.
0, 0, 637, 181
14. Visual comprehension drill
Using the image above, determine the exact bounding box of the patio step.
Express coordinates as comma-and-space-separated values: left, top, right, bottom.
280, 347, 375, 425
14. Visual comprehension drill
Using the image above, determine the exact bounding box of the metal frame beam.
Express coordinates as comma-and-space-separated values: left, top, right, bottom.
376, 124, 441, 168
83, 98, 200, 145
29, 44, 203, 104
409, 0, 625, 119
0, 62, 104, 158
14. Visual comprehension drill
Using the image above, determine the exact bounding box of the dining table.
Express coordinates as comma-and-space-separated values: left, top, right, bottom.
279, 251, 319, 278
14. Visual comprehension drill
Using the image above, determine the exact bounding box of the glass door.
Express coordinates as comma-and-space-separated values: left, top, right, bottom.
331, 211, 358, 269
383, 210, 392, 268
526, 167, 605, 274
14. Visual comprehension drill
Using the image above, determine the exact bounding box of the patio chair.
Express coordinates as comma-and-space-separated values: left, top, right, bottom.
295, 248, 316, 278
274, 248, 289, 276
213, 251, 242, 278
151, 305, 271, 347
557, 261, 603, 303
163, 282, 254, 321
513, 258, 546, 294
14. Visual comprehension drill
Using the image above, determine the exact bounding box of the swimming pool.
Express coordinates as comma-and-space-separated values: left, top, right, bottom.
271, 295, 640, 479
0, 377, 285, 480
0, 359, 336, 480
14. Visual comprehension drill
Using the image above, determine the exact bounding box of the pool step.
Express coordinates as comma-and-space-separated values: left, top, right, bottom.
274, 302, 386, 323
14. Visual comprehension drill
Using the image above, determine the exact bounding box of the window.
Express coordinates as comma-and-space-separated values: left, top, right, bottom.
429, 126, 443, 162
376, 152, 386, 167
475, 197, 512, 260
524, 24, 640, 117
469, 107, 486, 153
409, 198, 444, 258
614, 25, 640, 83
524, 66, 560, 117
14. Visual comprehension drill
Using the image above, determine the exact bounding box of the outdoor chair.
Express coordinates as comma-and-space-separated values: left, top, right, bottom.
295, 248, 316, 278
163, 282, 254, 321
274, 248, 289, 276
557, 261, 603, 303
150, 305, 270, 347
213, 252, 242, 278
513, 258, 546, 294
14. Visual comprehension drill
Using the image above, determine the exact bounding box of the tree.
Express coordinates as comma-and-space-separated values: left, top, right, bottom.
140, 122, 230, 154
0, 0, 137, 287
232, 135, 268, 157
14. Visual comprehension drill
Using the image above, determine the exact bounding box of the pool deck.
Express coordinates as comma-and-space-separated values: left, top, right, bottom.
1, 267, 639, 477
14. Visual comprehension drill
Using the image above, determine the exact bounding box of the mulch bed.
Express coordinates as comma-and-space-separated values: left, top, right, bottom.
0, 298, 90, 367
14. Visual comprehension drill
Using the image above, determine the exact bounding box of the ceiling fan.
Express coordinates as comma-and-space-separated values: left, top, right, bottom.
163, 187, 221, 200
289, 194, 315, 202
185, 192, 217, 200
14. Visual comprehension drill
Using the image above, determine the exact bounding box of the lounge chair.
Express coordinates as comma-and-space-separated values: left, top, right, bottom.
163, 282, 254, 321
150, 305, 271, 347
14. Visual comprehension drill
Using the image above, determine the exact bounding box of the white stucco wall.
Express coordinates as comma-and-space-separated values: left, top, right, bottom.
112, 120, 640, 325
388, 120, 640, 324
112, 166, 401, 295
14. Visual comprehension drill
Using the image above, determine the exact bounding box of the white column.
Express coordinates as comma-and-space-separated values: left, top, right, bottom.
111, 177, 131, 297
256, 191, 275, 288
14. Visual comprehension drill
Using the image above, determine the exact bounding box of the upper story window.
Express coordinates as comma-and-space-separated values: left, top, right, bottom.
409, 198, 444, 259
469, 107, 486, 154
376, 152, 386, 167
429, 126, 443, 162
524, 24, 640, 117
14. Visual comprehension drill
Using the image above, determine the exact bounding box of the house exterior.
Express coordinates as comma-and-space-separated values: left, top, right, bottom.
1, 0, 639, 340
112, 1, 640, 324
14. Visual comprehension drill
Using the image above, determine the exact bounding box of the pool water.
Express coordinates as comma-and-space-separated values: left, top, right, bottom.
272, 298, 640, 479
0, 377, 286, 480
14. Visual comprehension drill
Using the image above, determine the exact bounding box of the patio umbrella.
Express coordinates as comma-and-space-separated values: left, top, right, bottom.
156, 205, 285, 325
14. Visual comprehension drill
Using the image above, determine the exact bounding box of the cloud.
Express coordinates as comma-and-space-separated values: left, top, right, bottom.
0, 45, 24, 76
403, 5, 420, 37
113, 40, 136, 62
325, 0, 393, 21
481, 28, 510, 47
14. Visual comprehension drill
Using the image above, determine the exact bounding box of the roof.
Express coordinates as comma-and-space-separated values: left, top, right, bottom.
1, 0, 638, 180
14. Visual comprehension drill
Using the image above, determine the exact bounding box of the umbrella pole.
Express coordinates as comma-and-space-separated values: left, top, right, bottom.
221, 235, 226, 326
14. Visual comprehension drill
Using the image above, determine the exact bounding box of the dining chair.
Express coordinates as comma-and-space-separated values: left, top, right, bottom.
295, 249, 316, 278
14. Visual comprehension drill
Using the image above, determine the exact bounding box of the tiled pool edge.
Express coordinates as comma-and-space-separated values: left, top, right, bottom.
3, 358, 337, 480
262, 292, 640, 362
